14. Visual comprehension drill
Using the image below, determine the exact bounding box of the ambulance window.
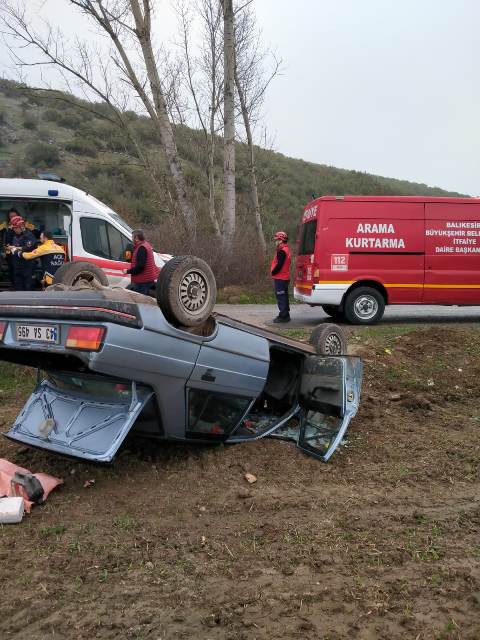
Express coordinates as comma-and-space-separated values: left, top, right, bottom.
107, 224, 129, 261
80, 218, 111, 259
80, 217, 130, 261
298, 220, 317, 255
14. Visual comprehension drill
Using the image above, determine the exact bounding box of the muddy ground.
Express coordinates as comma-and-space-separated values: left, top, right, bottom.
1, 324, 480, 639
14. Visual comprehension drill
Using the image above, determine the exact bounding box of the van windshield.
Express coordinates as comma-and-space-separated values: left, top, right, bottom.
298, 220, 317, 255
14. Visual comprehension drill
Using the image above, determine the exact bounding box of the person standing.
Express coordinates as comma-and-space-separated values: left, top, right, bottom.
125, 229, 160, 295
13, 231, 65, 287
271, 230, 291, 323
8, 216, 37, 291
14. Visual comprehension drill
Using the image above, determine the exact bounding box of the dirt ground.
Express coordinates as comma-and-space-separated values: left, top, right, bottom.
1, 324, 480, 640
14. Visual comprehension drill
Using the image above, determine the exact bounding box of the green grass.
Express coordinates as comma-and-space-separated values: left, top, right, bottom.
217, 289, 277, 304
0, 363, 36, 395
277, 328, 310, 341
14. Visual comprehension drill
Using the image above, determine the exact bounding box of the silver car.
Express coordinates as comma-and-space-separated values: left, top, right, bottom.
0, 258, 362, 463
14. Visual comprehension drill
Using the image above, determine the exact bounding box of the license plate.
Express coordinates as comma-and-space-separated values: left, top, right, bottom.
16, 324, 59, 344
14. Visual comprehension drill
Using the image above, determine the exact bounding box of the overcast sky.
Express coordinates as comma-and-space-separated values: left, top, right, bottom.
1, 0, 479, 195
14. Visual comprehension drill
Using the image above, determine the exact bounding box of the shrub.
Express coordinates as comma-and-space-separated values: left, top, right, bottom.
56, 112, 81, 129
65, 137, 98, 158
25, 142, 60, 167
43, 108, 60, 122
23, 113, 38, 130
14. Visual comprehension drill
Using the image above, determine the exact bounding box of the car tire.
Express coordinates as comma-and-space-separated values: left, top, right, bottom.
156, 255, 217, 327
52, 261, 109, 287
321, 304, 344, 321
344, 286, 385, 325
309, 323, 347, 355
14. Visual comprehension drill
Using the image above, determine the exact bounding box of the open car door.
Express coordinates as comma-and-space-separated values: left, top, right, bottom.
296, 356, 362, 461
5, 372, 154, 462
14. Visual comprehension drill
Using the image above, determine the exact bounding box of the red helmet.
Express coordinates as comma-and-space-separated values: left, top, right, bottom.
274, 231, 288, 242
10, 215, 25, 229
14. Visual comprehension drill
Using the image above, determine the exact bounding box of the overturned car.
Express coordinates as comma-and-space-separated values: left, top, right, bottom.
0, 257, 363, 463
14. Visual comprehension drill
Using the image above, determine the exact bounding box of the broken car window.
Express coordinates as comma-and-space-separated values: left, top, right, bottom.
187, 390, 252, 438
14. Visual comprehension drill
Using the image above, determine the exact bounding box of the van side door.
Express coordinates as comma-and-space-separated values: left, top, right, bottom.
424, 203, 480, 304
322, 200, 425, 304
76, 216, 131, 285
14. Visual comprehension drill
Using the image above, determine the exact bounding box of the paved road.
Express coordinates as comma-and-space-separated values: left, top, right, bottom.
215, 303, 480, 329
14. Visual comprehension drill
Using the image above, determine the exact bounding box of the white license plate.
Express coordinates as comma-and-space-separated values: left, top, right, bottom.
16, 324, 59, 344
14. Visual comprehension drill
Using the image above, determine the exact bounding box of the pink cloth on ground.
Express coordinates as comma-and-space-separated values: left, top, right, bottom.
0, 458, 63, 513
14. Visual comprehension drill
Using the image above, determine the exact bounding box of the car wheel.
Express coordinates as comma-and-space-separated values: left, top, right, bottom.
52, 261, 109, 287
309, 323, 347, 355
344, 286, 385, 324
321, 304, 344, 320
156, 255, 217, 327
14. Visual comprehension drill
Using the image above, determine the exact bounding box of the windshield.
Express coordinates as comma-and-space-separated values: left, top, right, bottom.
110, 213, 132, 234
83, 194, 133, 234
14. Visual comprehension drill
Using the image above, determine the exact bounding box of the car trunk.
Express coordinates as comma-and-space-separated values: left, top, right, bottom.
5, 371, 154, 462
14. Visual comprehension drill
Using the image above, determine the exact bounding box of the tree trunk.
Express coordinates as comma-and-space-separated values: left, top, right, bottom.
129, 0, 197, 244
222, 0, 235, 252
234, 66, 266, 254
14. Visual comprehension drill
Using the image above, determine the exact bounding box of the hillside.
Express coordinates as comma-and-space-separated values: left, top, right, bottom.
0, 78, 465, 253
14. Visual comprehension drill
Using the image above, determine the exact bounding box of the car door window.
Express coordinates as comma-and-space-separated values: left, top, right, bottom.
187, 389, 252, 439
81, 218, 129, 261
107, 223, 129, 261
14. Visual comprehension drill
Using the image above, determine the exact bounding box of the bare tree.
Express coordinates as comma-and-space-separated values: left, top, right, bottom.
221, 0, 236, 252
0, 0, 198, 243
176, 0, 223, 237
234, 1, 280, 255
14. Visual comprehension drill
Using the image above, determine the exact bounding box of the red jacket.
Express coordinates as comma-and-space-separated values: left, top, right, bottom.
271, 242, 291, 280
131, 241, 160, 284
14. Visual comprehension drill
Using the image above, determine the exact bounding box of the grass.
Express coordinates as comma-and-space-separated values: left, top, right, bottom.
0, 363, 36, 394
277, 328, 311, 341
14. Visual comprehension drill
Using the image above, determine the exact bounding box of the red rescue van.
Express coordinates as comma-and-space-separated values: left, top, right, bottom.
294, 195, 480, 324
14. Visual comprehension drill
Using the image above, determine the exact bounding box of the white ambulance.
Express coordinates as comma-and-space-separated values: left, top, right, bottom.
0, 178, 171, 289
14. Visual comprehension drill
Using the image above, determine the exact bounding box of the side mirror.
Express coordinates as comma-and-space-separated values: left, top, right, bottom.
124, 242, 133, 262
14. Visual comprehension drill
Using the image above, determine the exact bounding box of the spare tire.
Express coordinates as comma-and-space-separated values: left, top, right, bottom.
52, 261, 109, 287
309, 323, 347, 356
156, 255, 216, 327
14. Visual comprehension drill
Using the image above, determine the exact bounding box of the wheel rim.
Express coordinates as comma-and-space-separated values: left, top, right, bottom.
324, 332, 343, 355
178, 270, 209, 315
353, 294, 378, 321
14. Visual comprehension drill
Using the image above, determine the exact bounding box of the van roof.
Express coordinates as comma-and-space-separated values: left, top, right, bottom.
0, 178, 115, 212
310, 195, 480, 205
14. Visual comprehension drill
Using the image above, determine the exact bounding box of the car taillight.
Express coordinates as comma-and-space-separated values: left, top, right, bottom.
66, 326, 105, 351
0, 321, 6, 341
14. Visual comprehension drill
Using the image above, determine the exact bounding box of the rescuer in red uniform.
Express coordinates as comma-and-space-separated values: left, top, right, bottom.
271, 230, 291, 323
125, 229, 160, 295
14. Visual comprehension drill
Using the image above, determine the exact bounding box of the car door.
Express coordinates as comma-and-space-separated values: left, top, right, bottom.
185, 323, 270, 441
79, 217, 130, 285
296, 355, 362, 461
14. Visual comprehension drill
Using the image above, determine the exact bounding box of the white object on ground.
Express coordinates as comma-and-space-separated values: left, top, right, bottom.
0, 496, 25, 524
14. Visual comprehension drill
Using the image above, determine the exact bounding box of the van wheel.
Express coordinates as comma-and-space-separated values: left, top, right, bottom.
321, 305, 344, 320
344, 287, 385, 324
156, 255, 216, 327
52, 261, 109, 287
309, 323, 347, 355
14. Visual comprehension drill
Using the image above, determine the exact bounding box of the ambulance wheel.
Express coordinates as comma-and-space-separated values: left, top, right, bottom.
310, 323, 347, 356
52, 261, 108, 287
344, 287, 385, 324
321, 305, 344, 321
156, 255, 217, 327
